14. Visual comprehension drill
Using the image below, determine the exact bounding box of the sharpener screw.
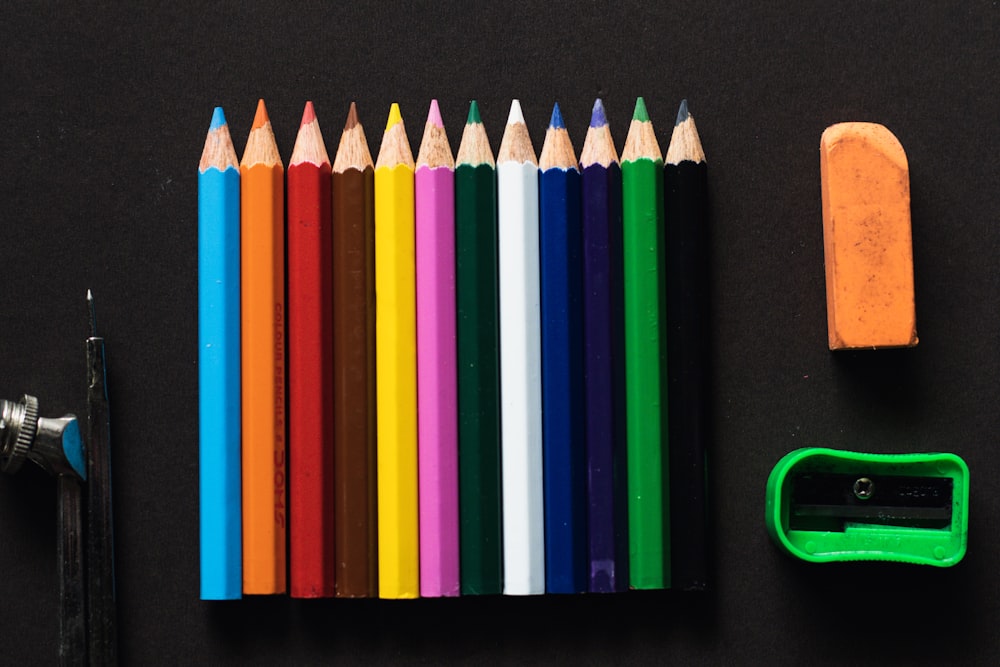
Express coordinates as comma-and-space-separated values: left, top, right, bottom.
853, 477, 875, 500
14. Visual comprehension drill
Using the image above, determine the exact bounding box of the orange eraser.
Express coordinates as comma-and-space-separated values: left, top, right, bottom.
820, 122, 918, 350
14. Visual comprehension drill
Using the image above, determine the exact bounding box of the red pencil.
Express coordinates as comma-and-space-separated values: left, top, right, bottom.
287, 101, 335, 597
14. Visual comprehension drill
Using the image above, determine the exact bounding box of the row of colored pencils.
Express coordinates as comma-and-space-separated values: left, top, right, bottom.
198, 96, 708, 600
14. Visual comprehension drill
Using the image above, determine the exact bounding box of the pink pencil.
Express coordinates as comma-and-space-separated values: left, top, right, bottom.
415, 100, 459, 597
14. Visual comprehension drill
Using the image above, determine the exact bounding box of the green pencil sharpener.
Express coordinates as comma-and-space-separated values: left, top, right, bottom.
765, 448, 969, 567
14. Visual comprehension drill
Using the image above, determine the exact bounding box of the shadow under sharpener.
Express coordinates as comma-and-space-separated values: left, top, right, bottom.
765, 448, 968, 567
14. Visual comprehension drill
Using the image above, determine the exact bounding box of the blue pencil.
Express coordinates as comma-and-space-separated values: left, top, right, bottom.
198, 107, 242, 600
580, 99, 628, 592
538, 103, 586, 593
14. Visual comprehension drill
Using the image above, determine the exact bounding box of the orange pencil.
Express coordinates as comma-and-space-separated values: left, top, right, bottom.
240, 99, 286, 594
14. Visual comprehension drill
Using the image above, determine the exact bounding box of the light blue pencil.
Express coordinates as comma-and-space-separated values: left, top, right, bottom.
198, 107, 242, 600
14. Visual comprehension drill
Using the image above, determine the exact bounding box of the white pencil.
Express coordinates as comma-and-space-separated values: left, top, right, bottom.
497, 99, 544, 595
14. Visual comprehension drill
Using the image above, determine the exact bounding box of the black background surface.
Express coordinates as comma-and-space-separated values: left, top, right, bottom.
1, 2, 998, 664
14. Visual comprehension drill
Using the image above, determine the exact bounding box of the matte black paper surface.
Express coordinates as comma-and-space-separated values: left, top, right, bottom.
0, 2, 997, 664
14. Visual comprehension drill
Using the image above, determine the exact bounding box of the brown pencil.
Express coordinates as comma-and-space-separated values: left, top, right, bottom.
332, 102, 377, 597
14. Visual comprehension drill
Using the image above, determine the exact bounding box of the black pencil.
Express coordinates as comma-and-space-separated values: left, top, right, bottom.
664, 99, 709, 591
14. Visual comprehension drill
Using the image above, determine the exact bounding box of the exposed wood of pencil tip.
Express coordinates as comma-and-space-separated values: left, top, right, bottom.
241, 120, 283, 168
333, 104, 374, 173
456, 120, 494, 168
416, 122, 455, 170
665, 105, 705, 165
580, 123, 619, 169
290, 114, 331, 167
497, 122, 537, 166
539, 125, 578, 171
621, 119, 662, 163
200, 122, 238, 172
375, 116, 414, 170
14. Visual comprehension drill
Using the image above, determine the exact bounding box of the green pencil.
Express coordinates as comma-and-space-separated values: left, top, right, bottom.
621, 97, 669, 589
455, 101, 503, 594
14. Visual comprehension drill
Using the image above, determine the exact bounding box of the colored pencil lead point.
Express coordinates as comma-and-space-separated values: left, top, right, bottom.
467, 100, 482, 124
507, 99, 525, 125
632, 97, 649, 122
386, 103, 403, 130
590, 99, 607, 128
252, 99, 270, 129
675, 99, 690, 126
210, 106, 227, 131
427, 99, 444, 128
346, 102, 359, 130
549, 102, 565, 129
301, 101, 317, 127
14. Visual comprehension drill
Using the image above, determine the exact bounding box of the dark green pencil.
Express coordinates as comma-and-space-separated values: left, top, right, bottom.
455, 101, 503, 594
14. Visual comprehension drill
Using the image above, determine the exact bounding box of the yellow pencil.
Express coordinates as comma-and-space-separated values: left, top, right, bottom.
375, 103, 419, 598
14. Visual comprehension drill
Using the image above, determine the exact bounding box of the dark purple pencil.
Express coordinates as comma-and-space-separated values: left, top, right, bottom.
580, 99, 628, 592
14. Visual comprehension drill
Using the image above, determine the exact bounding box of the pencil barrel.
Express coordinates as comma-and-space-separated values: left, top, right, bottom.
581, 161, 628, 593
622, 156, 669, 589
665, 159, 710, 590
240, 162, 286, 595
287, 159, 335, 598
375, 163, 419, 599
332, 166, 377, 597
198, 166, 241, 600
539, 166, 586, 593
497, 160, 544, 595
416, 164, 459, 597
455, 163, 504, 595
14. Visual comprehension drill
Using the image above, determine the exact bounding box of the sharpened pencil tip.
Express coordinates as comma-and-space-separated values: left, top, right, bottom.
632, 97, 649, 123
590, 99, 607, 128
346, 102, 359, 130
467, 100, 481, 124
87, 289, 97, 337
301, 101, 317, 127
507, 99, 525, 125
549, 103, 565, 129
252, 99, 270, 129
675, 99, 690, 126
386, 103, 403, 130
210, 107, 227, 131
427, 99, 444, 128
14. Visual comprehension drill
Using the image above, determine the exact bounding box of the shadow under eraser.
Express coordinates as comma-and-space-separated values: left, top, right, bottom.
820, 122, 918, 350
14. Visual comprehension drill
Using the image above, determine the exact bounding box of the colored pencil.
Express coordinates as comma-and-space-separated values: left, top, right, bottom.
621, 97, 668, 590
374, 103, 419, 599
198, 106, 241, 600
415, 100, 459, 598
332, 102, 377, 598
665, 100, 709, 591
580, 99, 628, 593
240, 99, 286, 595
454, 101, 504, 596
287, 101, 334, 598
538, 102, 586, 594
497, 100, 544, 596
